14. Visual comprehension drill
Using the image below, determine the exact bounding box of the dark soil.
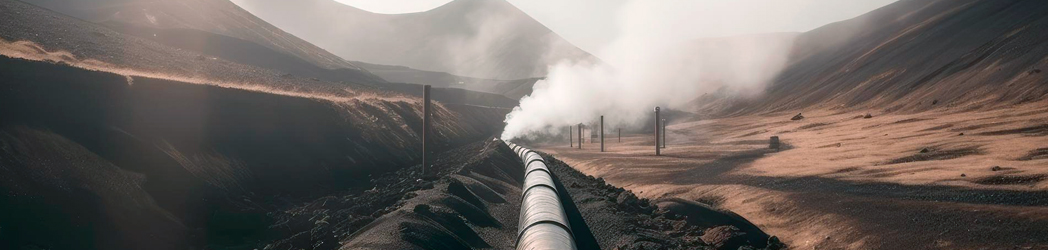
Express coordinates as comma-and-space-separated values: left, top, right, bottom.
797, 122, 831, 130
1018, 148, 1048, 161
884, 146, 984, 165
974, 175, 1047, 186
920, 124, 955, 131
892, 118, 934, 124
539, 153, 785, 250
978, 124, 1048, 136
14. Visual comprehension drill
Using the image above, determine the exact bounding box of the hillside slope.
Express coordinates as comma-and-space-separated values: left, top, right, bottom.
21, 0, 373, 74
231, 0, 595, 80
696, 0, 1048, 115
0, 2, 514, 249
354, 61, 543, 100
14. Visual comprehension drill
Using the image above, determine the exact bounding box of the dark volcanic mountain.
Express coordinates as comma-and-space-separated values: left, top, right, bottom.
695, 0, 1048, 115
231, 0, 596, 80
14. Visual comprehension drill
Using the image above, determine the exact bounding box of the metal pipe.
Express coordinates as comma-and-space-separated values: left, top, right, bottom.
654, 107, 661, 156
505, 142, 578, 250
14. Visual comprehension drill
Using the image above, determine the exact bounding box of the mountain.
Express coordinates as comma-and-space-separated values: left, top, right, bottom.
231, 0, 596, 80
15, 0, 524, 106
695, 0, 1048, 115
352, 60, 543, 99
20, 0, 376, 76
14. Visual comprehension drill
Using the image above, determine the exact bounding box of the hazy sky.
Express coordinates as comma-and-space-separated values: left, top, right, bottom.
335, 0, 898, 54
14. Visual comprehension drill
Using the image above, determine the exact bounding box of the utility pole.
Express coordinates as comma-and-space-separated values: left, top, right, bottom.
600, 116, 605, 152
422, 85, 431, 177
569, 126, 573, 148
654, 107, 661, 156
662, 119, 667, 148
578, 124, 582, 149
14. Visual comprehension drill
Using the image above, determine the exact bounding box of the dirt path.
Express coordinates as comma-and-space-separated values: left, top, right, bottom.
535, 105, 1048, 250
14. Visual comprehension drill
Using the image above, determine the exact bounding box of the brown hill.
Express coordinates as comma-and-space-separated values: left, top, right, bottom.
231, 0, 595, 80
696, 0, 1048, 115
0, 1, 511, 249
21, 0, 368, 72
354, 61, 544, 100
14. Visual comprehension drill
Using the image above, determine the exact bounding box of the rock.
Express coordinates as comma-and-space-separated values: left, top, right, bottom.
617, 191, 639, 206
958, 133, 964, 136
769, 136, 781, 150
412, 204, 432, 214
701, 225, 748, 250
932, 99, 939, 105
791, 113, 804, 121
919, 148, 930, 153
991, 166, 1002, 171
961, 173, 967, 177
766, 236, 786, 250
863, 113, 873, 119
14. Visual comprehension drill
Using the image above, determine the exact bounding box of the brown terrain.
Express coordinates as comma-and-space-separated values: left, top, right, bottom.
538, 103, 1048, 249
0, 0, 785, 249
532, 0, 1048, 249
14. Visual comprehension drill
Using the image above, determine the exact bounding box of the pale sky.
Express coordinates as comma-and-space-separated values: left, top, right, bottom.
334, 0, 898, 54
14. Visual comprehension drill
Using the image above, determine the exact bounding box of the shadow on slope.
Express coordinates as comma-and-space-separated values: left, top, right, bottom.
0, 56, 506, 250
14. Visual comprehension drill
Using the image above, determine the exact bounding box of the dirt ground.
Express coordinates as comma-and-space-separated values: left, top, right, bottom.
536, 102, 1048, 250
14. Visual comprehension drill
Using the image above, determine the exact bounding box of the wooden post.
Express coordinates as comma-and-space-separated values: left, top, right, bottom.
618, 128, 621, 142
600, 116, 605, 152
422, 85, 431, 177
578, 124, 582, 149
569, 126, 573, 148
655, 107, 661, 156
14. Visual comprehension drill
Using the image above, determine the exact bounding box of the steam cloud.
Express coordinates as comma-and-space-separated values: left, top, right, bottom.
501, 1, 797, 140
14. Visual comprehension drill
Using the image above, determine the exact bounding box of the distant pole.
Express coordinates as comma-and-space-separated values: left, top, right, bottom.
569, 126, 573, 148
662, 119, 667, 148
618, 128, 621, 142
655, 107, 661, 156
578, 124, 582, 149
600, 116, 605, 152
422, 85, 431, 177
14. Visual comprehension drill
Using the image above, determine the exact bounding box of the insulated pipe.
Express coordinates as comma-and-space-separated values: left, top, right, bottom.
504, 142, 577, 250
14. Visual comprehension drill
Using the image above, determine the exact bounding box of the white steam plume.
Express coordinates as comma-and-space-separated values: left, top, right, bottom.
501, 1, 797, 140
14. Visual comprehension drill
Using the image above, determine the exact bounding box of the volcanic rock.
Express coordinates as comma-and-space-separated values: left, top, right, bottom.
791, 113, 804, 121
702, 225, 748, 250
